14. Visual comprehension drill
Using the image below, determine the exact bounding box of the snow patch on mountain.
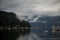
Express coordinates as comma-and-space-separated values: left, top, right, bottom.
29, 17, 40, 22
18, 15, 41, 22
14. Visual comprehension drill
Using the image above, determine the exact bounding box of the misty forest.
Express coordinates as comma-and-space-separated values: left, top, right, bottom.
0, 11, 31, 40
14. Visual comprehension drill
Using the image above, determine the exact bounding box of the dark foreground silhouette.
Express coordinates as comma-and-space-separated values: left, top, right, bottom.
0, 11, 31, 40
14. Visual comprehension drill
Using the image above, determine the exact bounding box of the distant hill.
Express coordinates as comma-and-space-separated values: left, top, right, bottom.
19, 15, 60, 38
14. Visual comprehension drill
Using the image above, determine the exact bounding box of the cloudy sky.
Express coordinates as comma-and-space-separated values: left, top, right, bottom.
0, 0, 60, 16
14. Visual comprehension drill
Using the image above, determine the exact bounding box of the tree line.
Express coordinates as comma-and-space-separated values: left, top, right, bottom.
0, 11, 31, 40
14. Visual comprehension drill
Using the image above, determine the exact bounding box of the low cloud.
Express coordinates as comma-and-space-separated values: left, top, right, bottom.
0, 0, 60, 16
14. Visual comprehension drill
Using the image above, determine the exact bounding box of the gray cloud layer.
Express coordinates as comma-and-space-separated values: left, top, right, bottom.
52, 0, 60, 5
0, 0, 60, 16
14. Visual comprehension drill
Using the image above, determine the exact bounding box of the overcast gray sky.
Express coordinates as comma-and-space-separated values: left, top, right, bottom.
0, 0, 60, 16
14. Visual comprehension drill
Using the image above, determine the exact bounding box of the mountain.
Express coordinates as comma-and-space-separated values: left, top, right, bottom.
18, 15, 41, 22
18, 15, 60, 38
29, 17, 40, 22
